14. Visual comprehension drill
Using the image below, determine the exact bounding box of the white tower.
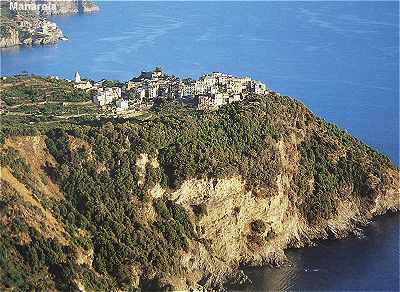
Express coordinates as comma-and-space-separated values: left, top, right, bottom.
75, 72, 81, 83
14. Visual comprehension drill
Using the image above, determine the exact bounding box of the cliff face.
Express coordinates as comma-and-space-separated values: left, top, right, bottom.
144, 135, 399, 289
0, 16, 64, 48
0, 91, 398, 291
155, 177, 396, 289
0, 1, 98, 48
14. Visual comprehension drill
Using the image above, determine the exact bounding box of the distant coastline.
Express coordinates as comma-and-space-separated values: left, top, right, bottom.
0, 0, 99, 48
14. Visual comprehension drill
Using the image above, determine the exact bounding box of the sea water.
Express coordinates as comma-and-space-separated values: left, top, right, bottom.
1, 2, 398, 290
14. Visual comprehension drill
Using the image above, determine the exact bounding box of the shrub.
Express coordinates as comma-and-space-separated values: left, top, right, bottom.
250, 219, 266, 234
192, 203, 207, 218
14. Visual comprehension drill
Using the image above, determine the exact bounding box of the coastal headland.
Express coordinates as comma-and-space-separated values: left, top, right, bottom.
0, 0, 99, 48
0, 71, 398, 290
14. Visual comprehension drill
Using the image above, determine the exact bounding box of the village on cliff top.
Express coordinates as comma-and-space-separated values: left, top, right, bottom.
72, 68, 268, 114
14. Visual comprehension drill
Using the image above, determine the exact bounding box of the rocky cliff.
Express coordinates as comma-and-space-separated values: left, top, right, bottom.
0, 1, 98, 48
0, 90, 398, 291
0, 15, 64, 48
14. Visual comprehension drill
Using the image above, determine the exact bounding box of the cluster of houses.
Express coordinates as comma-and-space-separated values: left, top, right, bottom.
127, 67, 181, 101
74, 72, 126, 110
184, 72, 267, 110
72, 68, 268, 113
11, 14, 58, 34
10, 14, 65, 44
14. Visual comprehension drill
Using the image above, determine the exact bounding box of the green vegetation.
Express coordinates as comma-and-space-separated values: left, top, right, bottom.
251, 219, 266, 234
0, 76, 396, 290
6, 102, 97, 116
1, 75, 92, 106
192, 202, 208, 218
295, 121, 392, 222
0, 181, 113, 291
0, 76, 101, 135
102, 80, 124, 88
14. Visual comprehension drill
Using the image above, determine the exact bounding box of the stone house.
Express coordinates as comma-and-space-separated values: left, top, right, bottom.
73, 71, 93, 91
93, 87, 121, 106
116, 99, 129, 112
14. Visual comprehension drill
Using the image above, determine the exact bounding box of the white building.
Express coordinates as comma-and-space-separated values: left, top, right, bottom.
74, 81, 92, 90
75, 72, 81, 83
228, 94, 241, 103
150, 83, 159, 99
73, 71, 93, 90
125, 69, 268, 110
93, 92, 113, 106
116, 99, 129, 112
214, 93, 228, 107
253, 81, 267, 94
138, 88, 146, 101
93, 87, 121, 106
181, 81, 195, 97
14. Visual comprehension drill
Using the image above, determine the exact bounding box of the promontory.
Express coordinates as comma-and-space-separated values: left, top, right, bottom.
0, 73, 398, 290
0, 0, 99, 48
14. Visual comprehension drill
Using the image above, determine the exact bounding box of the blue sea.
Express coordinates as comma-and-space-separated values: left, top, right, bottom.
1, 1, 399, 290
243, 213, 400, 291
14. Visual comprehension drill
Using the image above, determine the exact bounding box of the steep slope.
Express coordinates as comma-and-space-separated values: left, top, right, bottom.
0, 92, 398, 290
